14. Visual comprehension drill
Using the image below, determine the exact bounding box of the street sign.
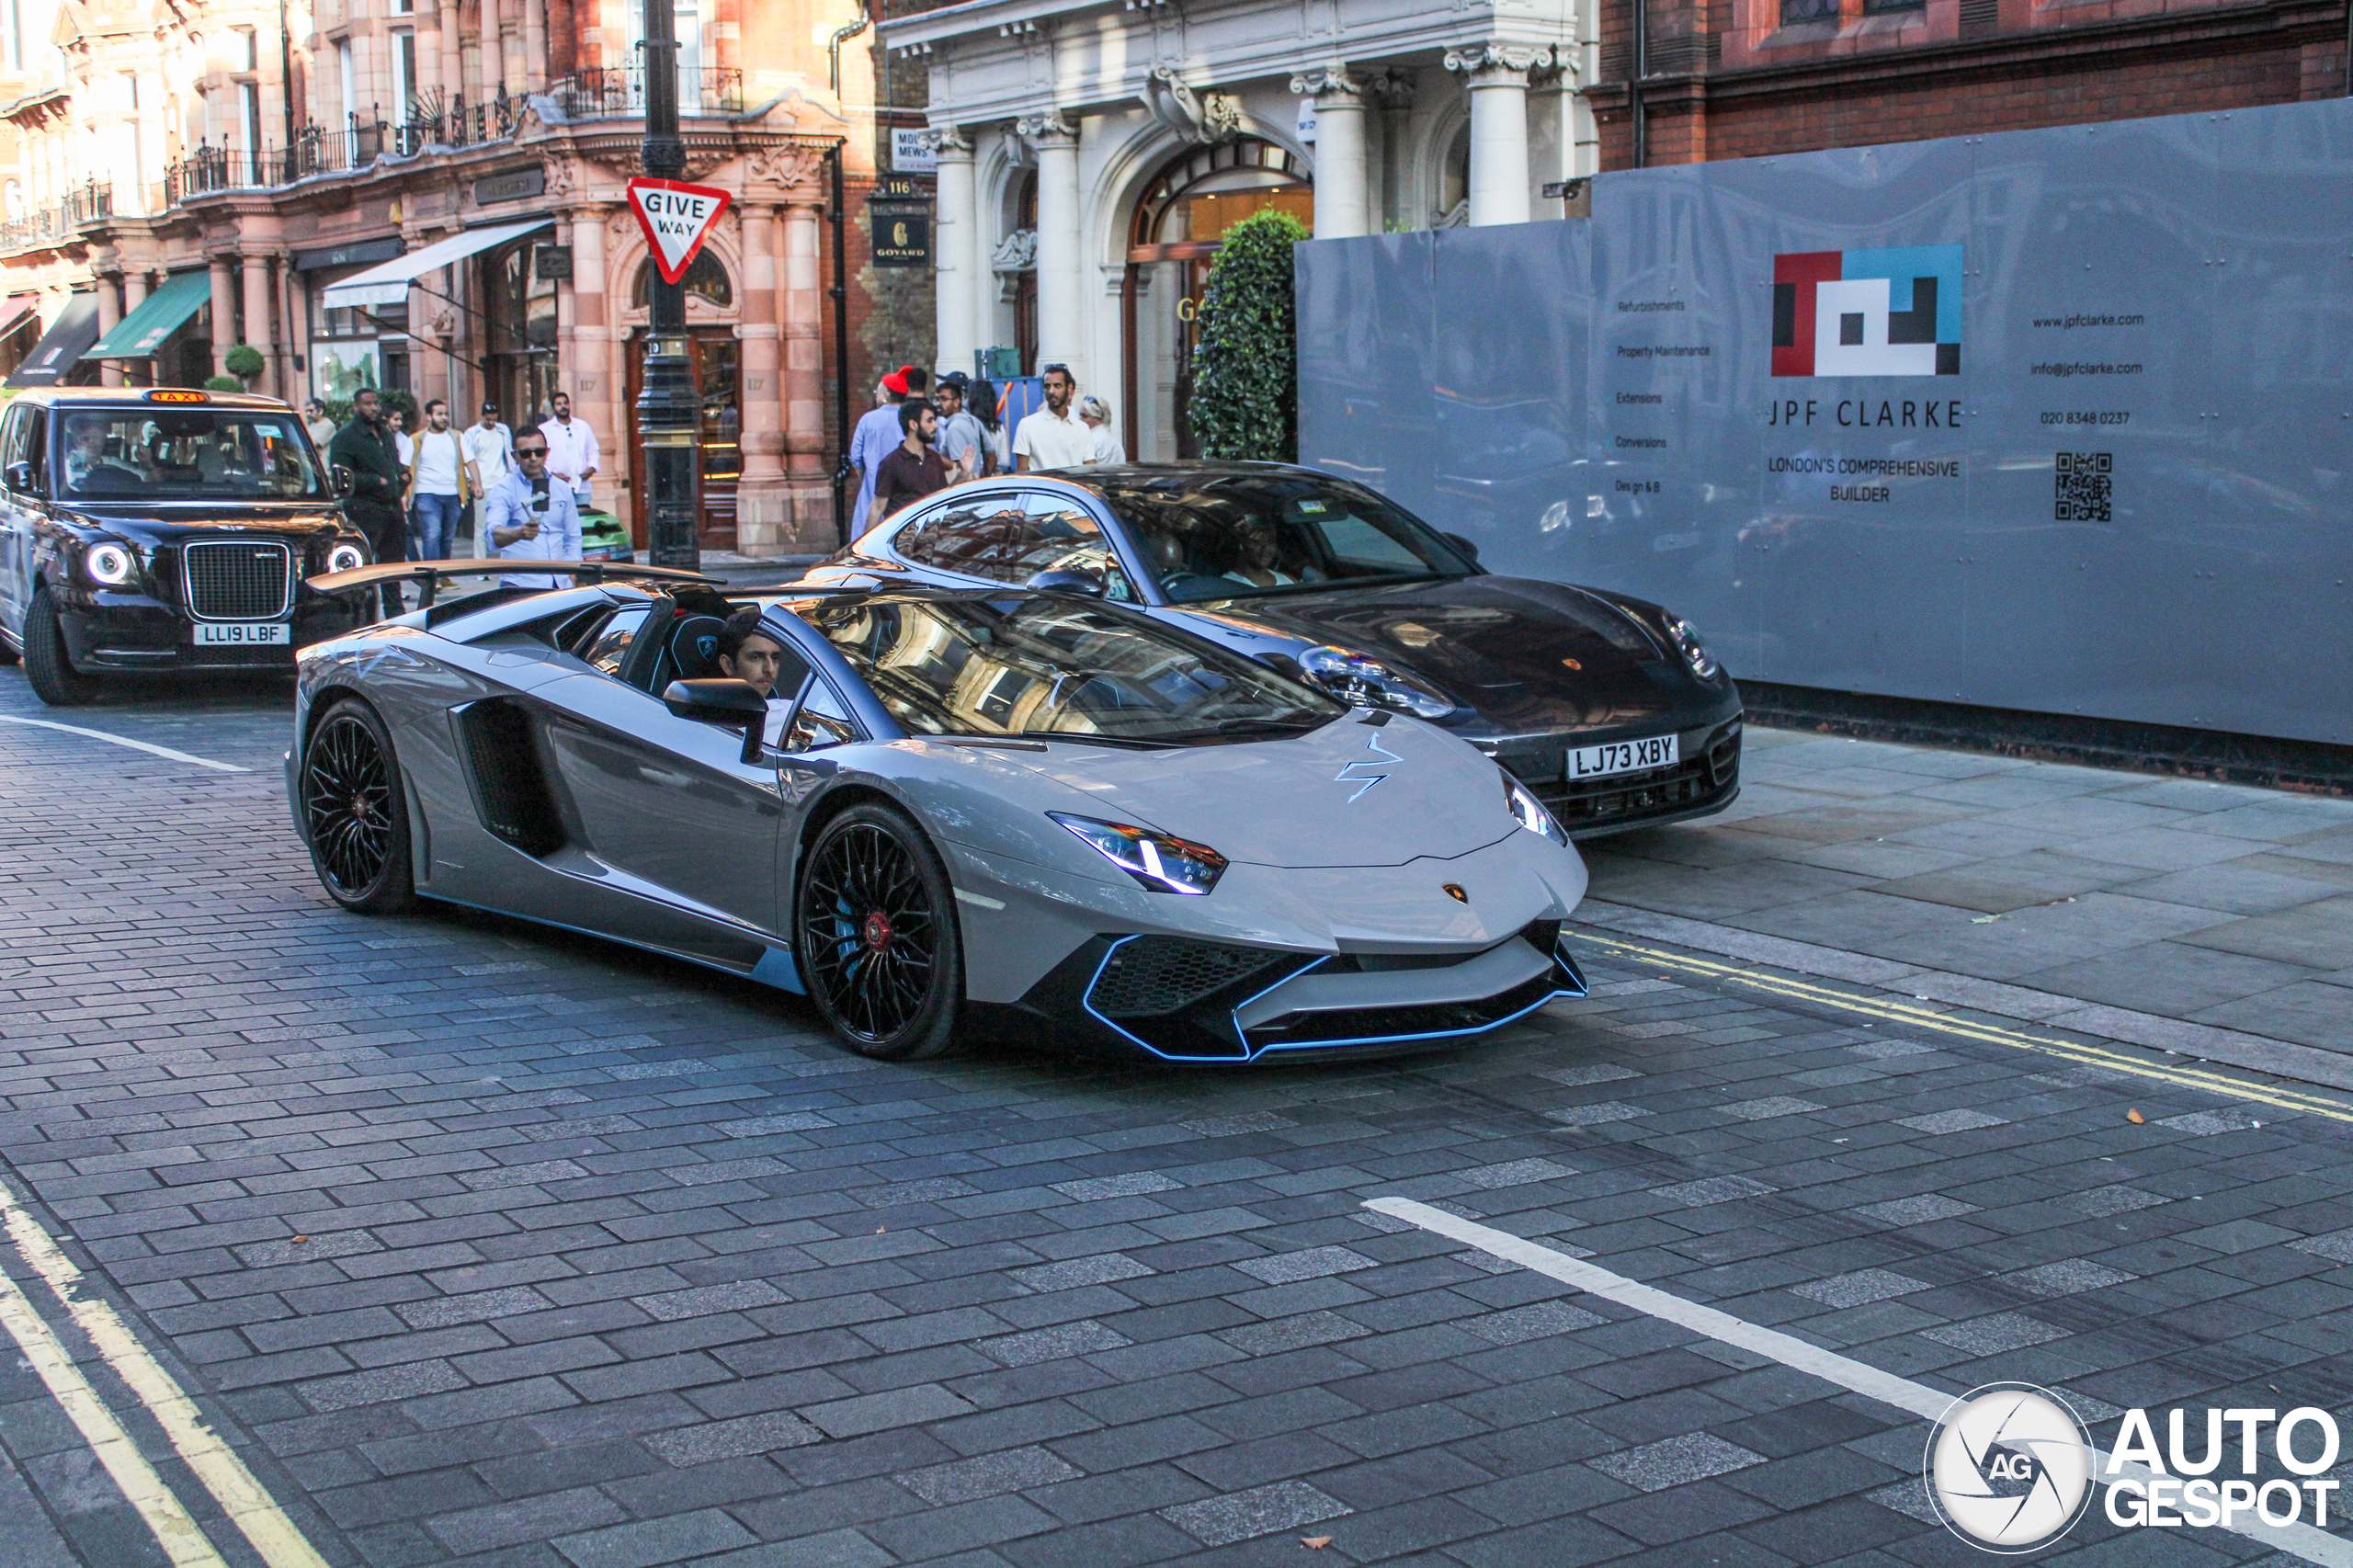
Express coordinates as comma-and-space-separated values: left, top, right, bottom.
626, 176, 733, 284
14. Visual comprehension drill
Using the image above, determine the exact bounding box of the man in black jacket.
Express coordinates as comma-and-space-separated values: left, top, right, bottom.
330, 388, 408, 618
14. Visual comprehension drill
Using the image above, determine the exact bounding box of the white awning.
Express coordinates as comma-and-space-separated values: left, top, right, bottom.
319, 220, 553, 308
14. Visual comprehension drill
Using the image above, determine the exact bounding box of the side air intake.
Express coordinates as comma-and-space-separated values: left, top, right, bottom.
452, 699, 564, 856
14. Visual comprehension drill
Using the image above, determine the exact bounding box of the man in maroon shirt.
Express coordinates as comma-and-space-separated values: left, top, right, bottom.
868, 399, 952, 528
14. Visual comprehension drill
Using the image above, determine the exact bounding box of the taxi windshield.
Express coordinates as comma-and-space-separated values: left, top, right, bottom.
58, 410, 327, 501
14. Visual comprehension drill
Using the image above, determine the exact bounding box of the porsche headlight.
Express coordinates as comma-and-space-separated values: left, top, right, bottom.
85, 542, 135, 585
1505, 771, 1568, 846
1665, 615, 1720, 680
1297, 645, 1455, 720
326, 541, 368, 574
1050, 812, 1228, 895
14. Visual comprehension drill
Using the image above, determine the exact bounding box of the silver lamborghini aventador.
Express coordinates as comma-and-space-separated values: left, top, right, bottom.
288, 564, 1590, 1062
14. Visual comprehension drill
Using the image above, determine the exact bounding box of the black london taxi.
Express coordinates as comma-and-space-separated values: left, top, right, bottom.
0, 388, 379, 704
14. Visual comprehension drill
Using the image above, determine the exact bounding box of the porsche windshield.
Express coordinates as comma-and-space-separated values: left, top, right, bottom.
57, 409, 327, 501
797, 595, 1341, 744
1094, 473, 1472, 604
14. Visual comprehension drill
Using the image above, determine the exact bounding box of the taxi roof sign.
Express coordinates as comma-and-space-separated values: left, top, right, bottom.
625, 177, 733, 285
147, 389, 209, 403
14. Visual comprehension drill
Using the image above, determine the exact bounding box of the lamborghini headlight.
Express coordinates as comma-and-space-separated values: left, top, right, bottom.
326, 541, 368, 574
1505, 771, 1568, 846
1298, 645, 1455, 720
1050, 812, 1228, 895
85, 542, 135, 585
1665, 614, 1720, 680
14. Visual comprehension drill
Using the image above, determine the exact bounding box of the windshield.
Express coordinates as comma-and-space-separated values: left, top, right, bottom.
57, 410, 327, 501
793, 594, 1341, 744
1094, 472, 1472, 604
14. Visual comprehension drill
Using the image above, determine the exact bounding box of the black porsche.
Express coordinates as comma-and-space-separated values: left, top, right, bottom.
793, 462, 1742, 836
0, 388, 378, 705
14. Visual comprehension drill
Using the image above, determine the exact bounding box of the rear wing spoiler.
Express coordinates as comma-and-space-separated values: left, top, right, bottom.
306, 559, 721, 608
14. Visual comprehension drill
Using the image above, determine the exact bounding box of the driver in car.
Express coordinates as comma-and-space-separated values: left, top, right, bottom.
1220, 521, 1302, 589
63, 416, 150, 490
714, 608, 794, 747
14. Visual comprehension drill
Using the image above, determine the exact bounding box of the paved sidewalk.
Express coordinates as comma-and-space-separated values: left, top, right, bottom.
1582, 728, 2353, 1069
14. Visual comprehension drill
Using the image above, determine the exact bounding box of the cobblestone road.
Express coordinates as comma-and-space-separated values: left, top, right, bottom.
2, 669, 2348, 1567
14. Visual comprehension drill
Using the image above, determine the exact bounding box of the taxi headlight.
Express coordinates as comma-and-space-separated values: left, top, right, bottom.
326, 542, 368, 574
1049, 812, 1227, 895
85, 542, 135, 585
1505, 771, 1568, 846
1297, 645, 1456, 720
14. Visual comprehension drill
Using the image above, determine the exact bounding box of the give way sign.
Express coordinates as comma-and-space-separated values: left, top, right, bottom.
626, 177, 734, 284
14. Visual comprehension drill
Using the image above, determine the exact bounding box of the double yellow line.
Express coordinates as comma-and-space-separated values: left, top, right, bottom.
1574, 932, 2353, 1127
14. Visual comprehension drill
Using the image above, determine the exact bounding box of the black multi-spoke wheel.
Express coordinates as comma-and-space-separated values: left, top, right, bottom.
301, 699, 415, 915
795, 802, 962, 1060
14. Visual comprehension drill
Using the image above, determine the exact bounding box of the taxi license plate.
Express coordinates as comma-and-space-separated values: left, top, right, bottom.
1568, 733, 1677, 780
194, 622, 290, 646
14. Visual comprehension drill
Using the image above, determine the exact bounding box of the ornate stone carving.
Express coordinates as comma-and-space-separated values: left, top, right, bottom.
1145, 66, 1239, 145
1443, 41, 1556, 82
992, 228, 1037, 272
1288, 63, 1361, 100
924, 124, 973, 157
542, 157, 577, 204
744, 142, 824, 191
1359, 68, 1416, 112
1015, 109, 1075, 145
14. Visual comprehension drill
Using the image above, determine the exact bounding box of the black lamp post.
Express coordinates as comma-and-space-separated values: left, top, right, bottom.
636, 0, 700, 570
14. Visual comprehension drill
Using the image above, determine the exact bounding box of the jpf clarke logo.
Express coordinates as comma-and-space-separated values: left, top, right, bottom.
1773, 244, 1963, 377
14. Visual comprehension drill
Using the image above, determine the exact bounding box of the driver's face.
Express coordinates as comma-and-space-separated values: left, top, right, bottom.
721, 634, 786, 696
71, 426, 103, 453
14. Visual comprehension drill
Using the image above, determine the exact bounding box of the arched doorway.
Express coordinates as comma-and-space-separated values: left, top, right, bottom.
623, 252, 742, 551
1121, 137, 1312, 460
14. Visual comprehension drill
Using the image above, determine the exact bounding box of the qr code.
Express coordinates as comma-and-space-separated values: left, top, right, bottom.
2055, 451, 2112, 522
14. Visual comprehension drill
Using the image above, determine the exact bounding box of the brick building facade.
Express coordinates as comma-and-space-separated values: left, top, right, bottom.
1591, 0, 2348, 167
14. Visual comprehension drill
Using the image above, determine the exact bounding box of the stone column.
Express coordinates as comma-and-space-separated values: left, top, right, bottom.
523, 0, 547, 92
781, 200, 827, 540
95, 276, 122, 388
1445, 43, 1552, 228
209, 256, 238, 380
122, 271, 151, 388
482, 0, 506, 95
929, 125, 976, 379
1290, 65, 1369, 240
1021, 111, 1084, 386
566, 209, 609, 509
734, 202, 783, 552
241, 253, 274, 397
438, 0, 463, 116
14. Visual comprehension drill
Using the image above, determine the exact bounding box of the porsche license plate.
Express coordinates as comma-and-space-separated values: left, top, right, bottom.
194, 622, 290, 646
1568, 733, 1677, 780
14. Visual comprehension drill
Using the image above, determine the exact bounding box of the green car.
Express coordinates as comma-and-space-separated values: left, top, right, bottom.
578, 508, 633, 564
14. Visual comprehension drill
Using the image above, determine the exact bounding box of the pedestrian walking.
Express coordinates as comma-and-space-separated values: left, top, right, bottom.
1076, 395, 1125, 466
851, 365, 926, 529
486, 431, 583, 589
328, 388, 408, 618
868, 400, 952, 528
404, 399, 471, 563
1013, 364, 1094, 472
968, 378, 1009, 477
302, 398, 335, 449
461, 402, 515, 557
933, 372, 984, 482
539, 392, 601, 512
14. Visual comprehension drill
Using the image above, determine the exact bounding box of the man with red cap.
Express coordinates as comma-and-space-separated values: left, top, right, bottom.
851, 364, 928, 532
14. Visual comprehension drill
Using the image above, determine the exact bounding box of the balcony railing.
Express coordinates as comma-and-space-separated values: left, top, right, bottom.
162, 97, 534, 206
0, 182, 110, 249
550, 65, 744, 119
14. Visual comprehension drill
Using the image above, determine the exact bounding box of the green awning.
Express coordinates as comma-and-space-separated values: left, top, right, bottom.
82, 271, 211, 360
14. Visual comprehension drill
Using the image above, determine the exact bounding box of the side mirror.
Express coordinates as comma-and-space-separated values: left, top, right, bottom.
1025, 568, 1106, 597
331, 463, 355, 499
4, 461, 31, 494
666, 677, 773, 764
1441, 531, 1482, 567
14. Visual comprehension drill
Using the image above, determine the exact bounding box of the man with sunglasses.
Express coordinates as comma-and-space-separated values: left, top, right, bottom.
483, 434, 582, 589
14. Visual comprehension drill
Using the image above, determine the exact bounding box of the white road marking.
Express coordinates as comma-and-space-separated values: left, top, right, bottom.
0, 715, 251, 772
0, 1177, 330, 1568
1367, 1197, 2353, 1567
0, 1262, 229, 1567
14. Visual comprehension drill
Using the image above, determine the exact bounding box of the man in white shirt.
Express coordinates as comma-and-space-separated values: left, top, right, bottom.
1013, 364, 1095, 472
539, 392, 601, 511
850, 365, 924, 528
933, 373, 984, 482
460, 402, 515, 557
404, 399, 470, 562
484, 431, 583, 589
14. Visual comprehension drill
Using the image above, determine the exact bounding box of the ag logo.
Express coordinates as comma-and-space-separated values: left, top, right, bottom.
1926, 1382, 2095, 1553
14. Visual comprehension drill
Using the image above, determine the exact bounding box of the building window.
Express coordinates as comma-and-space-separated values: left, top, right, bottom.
336, 41, 355, 123
235, 27, 257, 71
392, 31, 415, 119
631, 252, 732, 309
3, 0, 19, 73
1859, 0, 1925, 12
240, 81, 261, 160
1780, 0, 1839, 21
